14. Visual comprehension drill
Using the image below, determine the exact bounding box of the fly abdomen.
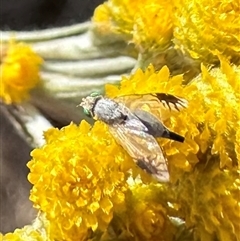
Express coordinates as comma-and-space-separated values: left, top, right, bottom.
133, 109, 184, 142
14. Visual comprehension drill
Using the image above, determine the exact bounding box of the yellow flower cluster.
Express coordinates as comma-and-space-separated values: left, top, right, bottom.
0, 41, 43, 104
27, 58, 239, 240
173, 0, 240, 64
93, 0, 240, 69
2, 1, 239, 240
28, 121, 132, 241
93, 0, 173, 53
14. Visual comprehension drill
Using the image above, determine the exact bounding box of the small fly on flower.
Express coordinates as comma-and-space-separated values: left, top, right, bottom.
79, 92, 187, 182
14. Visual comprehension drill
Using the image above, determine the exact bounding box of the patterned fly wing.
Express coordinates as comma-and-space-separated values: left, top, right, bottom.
109, 117, 169, 182
114, 93, 188, 121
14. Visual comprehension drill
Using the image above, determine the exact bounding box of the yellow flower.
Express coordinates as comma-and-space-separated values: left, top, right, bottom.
28, 121, 130, 241
124, 184, 176, 241
93, 0, 173, 53
0, 41, 43, 104
173, 0, 240, 64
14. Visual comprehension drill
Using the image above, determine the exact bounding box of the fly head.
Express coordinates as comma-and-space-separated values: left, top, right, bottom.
79, 93, 102, 118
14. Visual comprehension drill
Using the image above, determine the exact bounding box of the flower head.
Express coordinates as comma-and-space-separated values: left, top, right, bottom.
0, 41, 43, 104
173, 0, 240, 64
93, 0, 173, 53
28, 121, 131, 241
124, 184, 176, 240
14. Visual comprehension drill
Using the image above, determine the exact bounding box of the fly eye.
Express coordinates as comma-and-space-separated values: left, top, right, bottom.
90, 92, 100, 97
83, 108, 92, 117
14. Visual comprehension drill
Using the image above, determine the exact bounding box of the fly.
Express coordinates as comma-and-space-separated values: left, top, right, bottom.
79, 92, 187, 182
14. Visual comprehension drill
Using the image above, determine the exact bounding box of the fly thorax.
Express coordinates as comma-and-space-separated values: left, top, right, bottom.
93, 98, 125, 125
